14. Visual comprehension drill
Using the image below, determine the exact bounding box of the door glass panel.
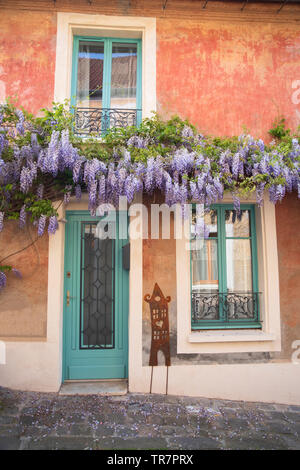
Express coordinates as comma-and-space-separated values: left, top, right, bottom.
110, 43, 137, 109
80, 222, 115, 349
225, 209, 251, 237
226, 239, 252, 292
76, 41, 104, 108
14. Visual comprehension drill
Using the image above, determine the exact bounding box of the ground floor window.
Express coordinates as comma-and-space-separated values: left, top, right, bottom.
191, 204, 261, 330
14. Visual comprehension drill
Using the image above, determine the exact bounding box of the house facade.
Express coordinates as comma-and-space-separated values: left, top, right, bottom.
1, 0, 300, 404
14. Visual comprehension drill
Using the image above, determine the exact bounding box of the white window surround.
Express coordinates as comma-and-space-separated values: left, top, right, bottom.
176, 194, 282, 354
54, 12, 156, 118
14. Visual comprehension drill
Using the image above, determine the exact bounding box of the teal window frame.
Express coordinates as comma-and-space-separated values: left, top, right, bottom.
191, 204, 261, 330
71, 35, 142, 128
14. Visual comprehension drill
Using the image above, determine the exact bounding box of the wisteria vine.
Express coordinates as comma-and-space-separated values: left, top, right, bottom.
0, 100, 300, 289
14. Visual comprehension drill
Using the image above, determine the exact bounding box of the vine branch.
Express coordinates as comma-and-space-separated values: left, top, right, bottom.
0, 200, 63, 266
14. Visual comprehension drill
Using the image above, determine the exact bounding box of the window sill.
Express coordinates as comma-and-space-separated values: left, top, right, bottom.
191, 322, 262, 330
188, 330, 276, 344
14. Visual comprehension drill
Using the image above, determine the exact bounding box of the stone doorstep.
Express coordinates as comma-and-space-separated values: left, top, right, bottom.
59, 380, 128, 396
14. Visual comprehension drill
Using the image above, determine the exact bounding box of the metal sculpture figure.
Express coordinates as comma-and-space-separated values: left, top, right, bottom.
144, 283, 171, 367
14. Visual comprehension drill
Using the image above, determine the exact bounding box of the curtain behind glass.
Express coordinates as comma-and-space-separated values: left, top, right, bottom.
76, 41, 104, 108
192, 240, 218, 292
110, 43, 137, 109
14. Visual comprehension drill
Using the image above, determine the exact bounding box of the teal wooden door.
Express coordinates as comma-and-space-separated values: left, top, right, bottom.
63, 211, 129, 381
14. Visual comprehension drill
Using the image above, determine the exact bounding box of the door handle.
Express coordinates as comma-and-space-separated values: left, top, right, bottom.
66, 290, 76, 306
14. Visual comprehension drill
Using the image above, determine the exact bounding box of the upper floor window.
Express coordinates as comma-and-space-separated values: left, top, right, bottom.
191, 204, 261, 330
71, 36, 142, 135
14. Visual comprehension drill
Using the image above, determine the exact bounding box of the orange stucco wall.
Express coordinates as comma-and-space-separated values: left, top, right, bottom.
0, 10, 57, 114
0, 222, 48, 339
157, 18, 300, 139
275, 194, 300, 359
142, 193, 300, 364
1, 9, 299, 138
0, 6, 300, 360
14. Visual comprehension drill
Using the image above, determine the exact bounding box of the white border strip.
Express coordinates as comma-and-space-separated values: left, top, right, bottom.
176, 195, 281, 353
54, 12, 156, 118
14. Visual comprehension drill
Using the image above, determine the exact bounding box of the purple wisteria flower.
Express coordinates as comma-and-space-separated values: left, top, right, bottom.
98, 175, 106, 202
64, 185, 73, 205
124, 175, 136, 203
194, 217, 210, 239
38, 215, 47, 236
84, 159, 107, 187
59, 129, 80, 171
0, 133, 8, 157
145, 157, 155, 193
127, 136, 149, 149
75, 184, 82, 200
19, 205, 26, 229
233, 194, 241, 213
73, 157, 85, 184
15, 109, 25, 135
2, 104, 300, 239
189, 181, 199, 201
48, 216, 59, 234
232, 153, 240, 179
37, 184, 44, 199
12, 268, 22, 279
0, 271, 7, 290
182, 125, 194, 139
172, 148, 194, 174
259, 156, 269, 175
38, 131, 60, 176
20, 164, 37, 193
213, 177, 224, 200
0, 211, 4, 232
88, 180, 98, 207
256, 182, 265, 207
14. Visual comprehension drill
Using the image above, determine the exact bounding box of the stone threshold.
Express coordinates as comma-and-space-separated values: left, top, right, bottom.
59, 379, 128, 396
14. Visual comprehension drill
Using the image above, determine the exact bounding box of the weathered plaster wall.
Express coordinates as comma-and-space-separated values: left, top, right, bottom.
274, 194, 300, 360
0, 5, 300, 396
0, 222, 48, 339
142, 194, 178, 365
1, 7, 299, 138
1, 0, 300, 20
0, 10, 57, 114
142, 192, 300, 365
157, 19, 300, 139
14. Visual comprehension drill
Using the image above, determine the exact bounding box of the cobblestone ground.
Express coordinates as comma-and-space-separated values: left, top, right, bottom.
0, 387, 300, 450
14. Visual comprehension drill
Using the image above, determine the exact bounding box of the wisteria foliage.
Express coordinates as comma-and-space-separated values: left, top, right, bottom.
0, 101, 300, 288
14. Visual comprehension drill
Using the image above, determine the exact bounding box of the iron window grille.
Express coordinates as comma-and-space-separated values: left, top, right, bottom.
74, 107, 142, 136
191, 291, 262, 329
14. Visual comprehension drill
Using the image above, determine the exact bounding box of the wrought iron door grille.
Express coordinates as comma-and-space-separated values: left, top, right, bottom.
75, 107, 141, 135
191, 292, 261, 326
80, 222, 115, 349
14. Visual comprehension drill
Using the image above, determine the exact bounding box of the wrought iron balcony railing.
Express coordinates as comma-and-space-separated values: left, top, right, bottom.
191, 291, 261, 326
74, 107, 142, 136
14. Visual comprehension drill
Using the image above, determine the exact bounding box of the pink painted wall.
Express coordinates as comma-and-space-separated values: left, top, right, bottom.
0, 10, 57, 114
275, 193, 300, 358
1, 10, 299, 139
157, 19, 300, 140
0, 222, 48, 339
